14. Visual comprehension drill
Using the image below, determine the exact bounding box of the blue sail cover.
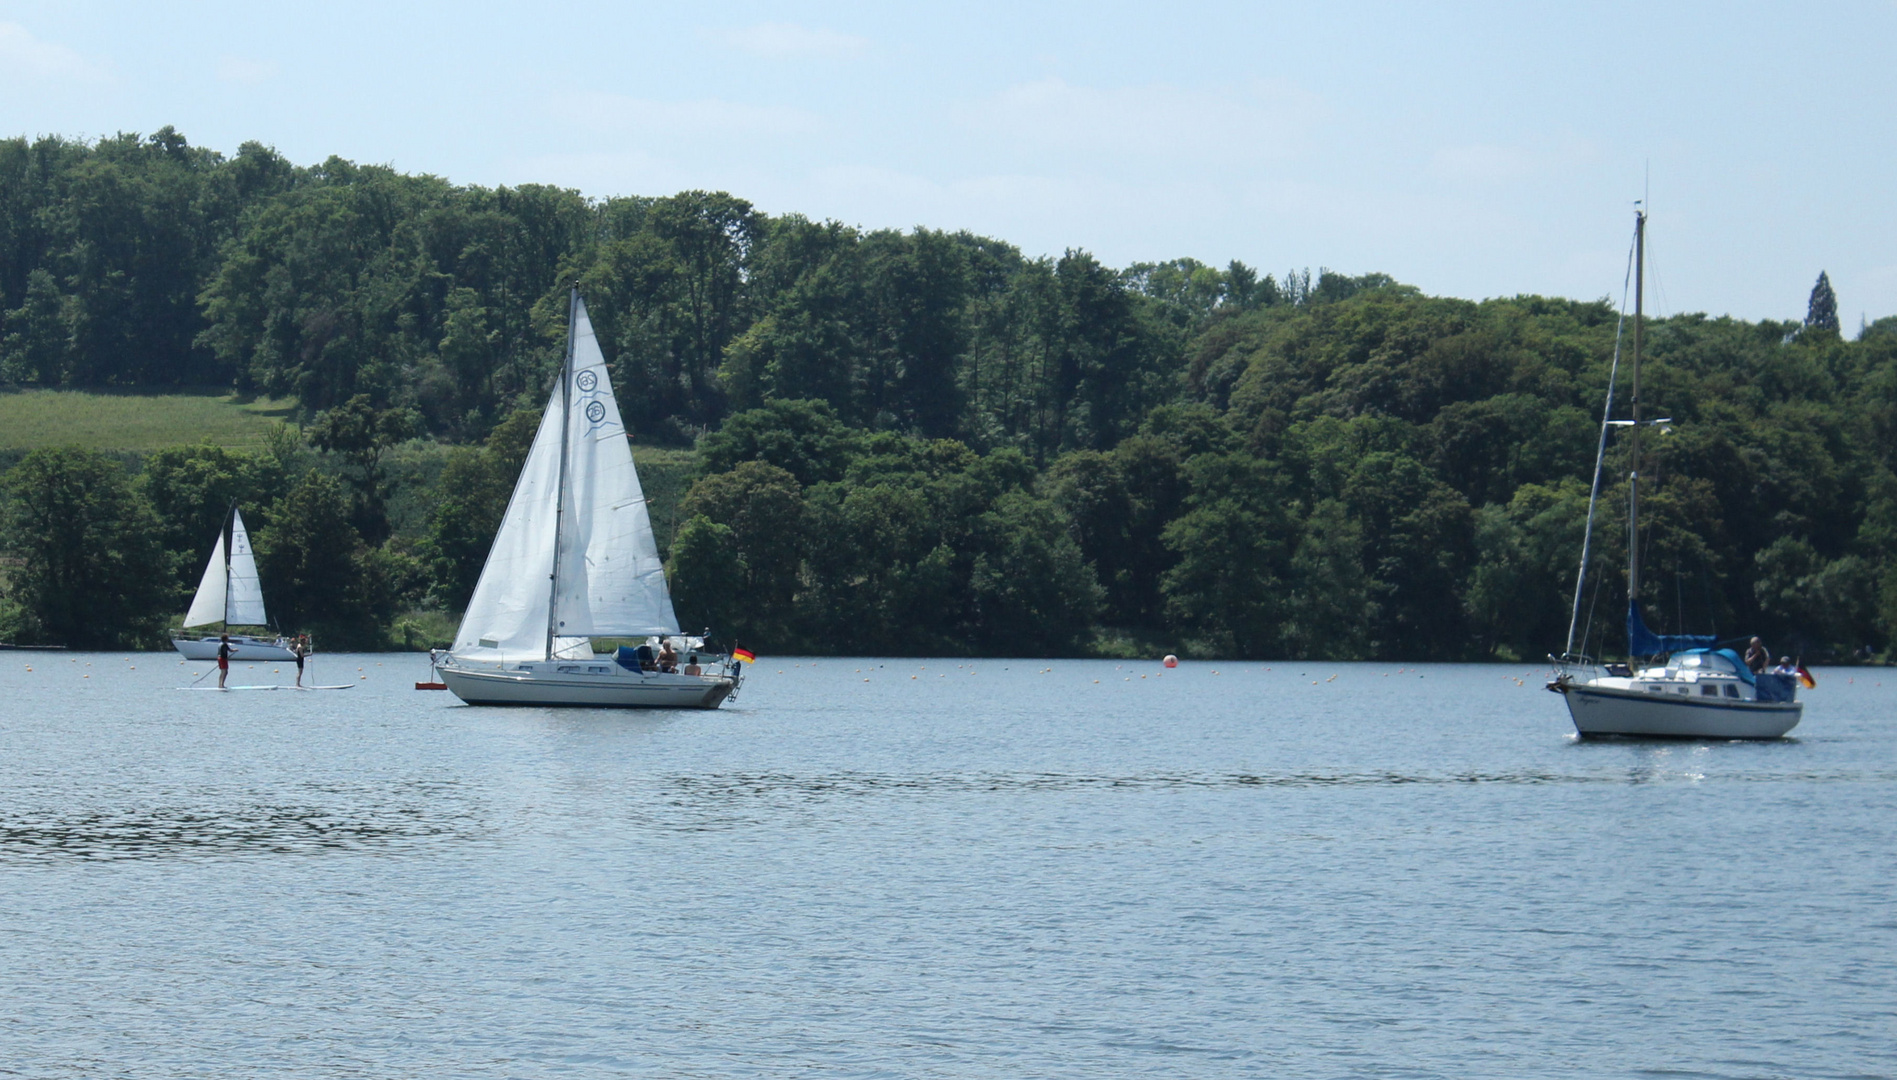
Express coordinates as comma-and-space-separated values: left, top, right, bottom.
1627, 600, 1717, 656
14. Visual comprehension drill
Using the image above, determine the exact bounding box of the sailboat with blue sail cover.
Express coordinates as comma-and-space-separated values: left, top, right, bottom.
1546, 209, 1806, 738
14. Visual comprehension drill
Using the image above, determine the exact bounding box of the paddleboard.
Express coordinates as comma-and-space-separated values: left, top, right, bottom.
293, 685, 357, 691
177, 685, 282, 691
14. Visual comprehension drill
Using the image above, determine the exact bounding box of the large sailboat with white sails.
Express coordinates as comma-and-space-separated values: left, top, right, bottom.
434, 286, 742, 709
1546, 209, 1807, 738
171, 507, 297, 662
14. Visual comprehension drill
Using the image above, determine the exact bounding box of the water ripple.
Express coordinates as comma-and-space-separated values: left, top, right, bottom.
0, 783, 479, 862
663, 767, 1897, 801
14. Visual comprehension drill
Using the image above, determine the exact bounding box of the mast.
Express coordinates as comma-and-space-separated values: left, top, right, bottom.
545, 284, 578, 661
222, 502, 235, 629
1561, 215, 1644, 660
1628, 209, 1645, 607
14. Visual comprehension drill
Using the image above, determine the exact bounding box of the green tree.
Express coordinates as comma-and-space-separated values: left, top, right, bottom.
1045, 433, 1190, 628
141, 444, 286, 589
864, 228, 968, 437
0, 448, 176, 647
667, 516, 744, 644
696, 398, 859, 486
799, 480, 962, 653
670, 461, 807, 645
1341, 452, 1475, 659
1286, 498, 1375, 660
257, 470, 392, 647
1753, 536, 1877, 657
968, 491, 1101, 655
1462, 480, 1591, 659
1160, 453, 1295, 657
1806, 271, 1839, 335
419, 406, 540, 609
0, 269, 70, 383
306, 394, 419, 544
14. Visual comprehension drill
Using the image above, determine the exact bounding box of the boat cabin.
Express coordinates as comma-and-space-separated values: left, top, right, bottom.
1626, 647, 1799, 704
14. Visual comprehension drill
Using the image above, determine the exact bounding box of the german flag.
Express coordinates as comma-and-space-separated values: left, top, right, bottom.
732, 647, 756, 664
1796, 664, 1817, 689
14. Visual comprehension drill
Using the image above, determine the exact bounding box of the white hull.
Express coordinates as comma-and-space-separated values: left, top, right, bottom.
1558, 683, 1801, 739
172, 634, 298, 662
439, 659, 735, 710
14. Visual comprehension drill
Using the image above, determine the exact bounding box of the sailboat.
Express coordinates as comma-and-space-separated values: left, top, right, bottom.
434, 286, 742, 709
171, 507, 298, 662
1547, 209, 1805, 738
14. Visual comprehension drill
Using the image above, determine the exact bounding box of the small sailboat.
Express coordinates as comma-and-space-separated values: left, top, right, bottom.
171, 507, 298, 662
1547, 209, 1805, 738
435, 286, 742, 709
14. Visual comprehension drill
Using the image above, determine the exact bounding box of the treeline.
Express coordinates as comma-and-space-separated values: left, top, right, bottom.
3, 129, 1895, 659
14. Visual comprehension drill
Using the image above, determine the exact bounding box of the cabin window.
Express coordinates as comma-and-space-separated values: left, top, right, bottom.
1724, 684, 1740, 698
1700, 684, 1719, 696
589, 666, 608, 673
1676, 687, 1689, 695
1646, 685, 1663, 693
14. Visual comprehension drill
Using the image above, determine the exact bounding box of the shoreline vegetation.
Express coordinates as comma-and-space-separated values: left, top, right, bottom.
3, 129, 1896, 661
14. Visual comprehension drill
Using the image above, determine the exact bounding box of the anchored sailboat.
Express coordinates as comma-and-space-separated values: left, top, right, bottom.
1547, 209, 1805, 738
435, 286, 741, 709
171, 507, 298, 662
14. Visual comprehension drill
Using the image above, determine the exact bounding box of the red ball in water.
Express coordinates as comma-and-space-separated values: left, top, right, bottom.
1163, 654, 1178, 668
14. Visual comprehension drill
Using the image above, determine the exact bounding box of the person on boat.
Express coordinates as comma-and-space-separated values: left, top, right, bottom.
217, 634, 231, 689
683, 654, 702, 676
1773, 656, 1798, 675
292, 634, 310, 687
1744, 637, 1770, 674
657, 639, 679, 673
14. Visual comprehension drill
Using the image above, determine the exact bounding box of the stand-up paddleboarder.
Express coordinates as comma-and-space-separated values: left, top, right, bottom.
217, 634, 231, 689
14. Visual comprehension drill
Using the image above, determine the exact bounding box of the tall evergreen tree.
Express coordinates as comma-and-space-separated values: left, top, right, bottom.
1807, 271, 1840, 334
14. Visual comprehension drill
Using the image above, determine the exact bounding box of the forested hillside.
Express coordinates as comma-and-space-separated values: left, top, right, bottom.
4, 129, 1895, 660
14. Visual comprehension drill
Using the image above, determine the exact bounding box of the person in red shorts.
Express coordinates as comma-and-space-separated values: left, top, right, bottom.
217, 633, 231, 689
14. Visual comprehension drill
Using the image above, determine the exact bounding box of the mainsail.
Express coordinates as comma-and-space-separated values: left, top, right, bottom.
451, 291, 679, 663
182, 509, 268, 628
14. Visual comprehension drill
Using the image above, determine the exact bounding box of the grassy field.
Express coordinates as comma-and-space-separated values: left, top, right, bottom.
0, 390, 701, 554
0, 388, 296, 451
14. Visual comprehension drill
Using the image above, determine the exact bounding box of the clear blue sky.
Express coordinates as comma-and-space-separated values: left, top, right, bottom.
3, 1, 1892, 324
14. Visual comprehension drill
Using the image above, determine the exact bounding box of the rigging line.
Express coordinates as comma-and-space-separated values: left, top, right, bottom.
1676, 566, 1686, 638
1565, 221, 1640, 656
1645, 226, 1671, 321
1700, 562, 1718, 636
1581, 551, 1609, 662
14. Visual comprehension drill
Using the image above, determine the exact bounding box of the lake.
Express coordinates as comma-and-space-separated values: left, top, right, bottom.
2, 654, 1892, 1078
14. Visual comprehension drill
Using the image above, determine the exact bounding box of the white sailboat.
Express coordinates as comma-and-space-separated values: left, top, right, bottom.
171, 508, 297, 662
435, 286, 741, 709
1547, 209, 1805, 738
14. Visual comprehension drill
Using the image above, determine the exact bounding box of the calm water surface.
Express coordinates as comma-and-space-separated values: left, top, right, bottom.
1, 654, 1892, 1078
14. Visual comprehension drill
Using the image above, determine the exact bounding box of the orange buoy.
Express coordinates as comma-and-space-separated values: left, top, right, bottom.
1163, 654, 1178, 668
